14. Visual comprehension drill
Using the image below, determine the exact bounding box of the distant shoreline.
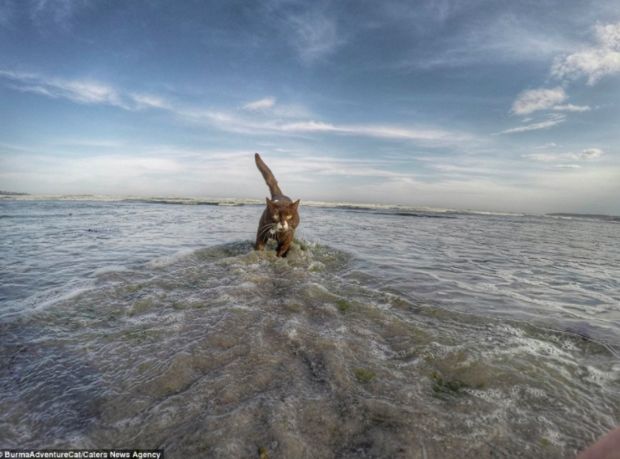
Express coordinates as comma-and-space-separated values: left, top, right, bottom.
0, 190, 29, 196
1, 193, 619, 221
0, 193, 524, 216
547, 213, 620, 222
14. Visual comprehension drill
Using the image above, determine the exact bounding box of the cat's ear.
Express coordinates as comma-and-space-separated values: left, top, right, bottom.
266, 197, 273, 208
292, 199, 300, 209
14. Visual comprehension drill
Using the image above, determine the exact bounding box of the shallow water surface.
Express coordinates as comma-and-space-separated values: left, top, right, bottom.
0, 199, 619, 458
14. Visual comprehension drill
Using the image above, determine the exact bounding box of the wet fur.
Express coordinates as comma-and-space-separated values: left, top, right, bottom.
254, 153, 300, 257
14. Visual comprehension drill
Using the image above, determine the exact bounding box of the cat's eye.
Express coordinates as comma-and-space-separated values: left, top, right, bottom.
286, 215, 292, 220
273, 213, 279, 219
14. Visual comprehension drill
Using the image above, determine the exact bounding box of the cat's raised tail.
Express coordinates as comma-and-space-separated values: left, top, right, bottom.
255, 153, 283, 198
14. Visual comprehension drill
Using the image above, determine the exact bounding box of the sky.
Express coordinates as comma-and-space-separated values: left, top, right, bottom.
1, 0, 619, 214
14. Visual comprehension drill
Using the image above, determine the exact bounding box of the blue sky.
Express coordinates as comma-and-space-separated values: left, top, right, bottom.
1, 0, 619, 213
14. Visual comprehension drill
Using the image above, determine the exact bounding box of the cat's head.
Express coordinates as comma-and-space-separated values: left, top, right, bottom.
266, 198, 300, 232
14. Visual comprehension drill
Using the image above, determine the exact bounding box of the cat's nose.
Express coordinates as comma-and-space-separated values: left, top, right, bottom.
276, 223, 283, 230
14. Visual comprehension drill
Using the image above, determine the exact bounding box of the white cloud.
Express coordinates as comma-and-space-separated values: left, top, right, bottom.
271, 120, 469, 143
287, 11, 342, 63
579, 147, 604, 159
3, 144, 618, 213
346, 125, 457, 141
397, 12, 578, 71
243, 97, 276, 111
0, 69, 121, 105
0, 70, 165, 110
0, 70, 117, 106
508, 87, 590, 126
349, 165, 620, 214
551, 22, 620, 85
522, 147, 605, 162
0, 148, 414, 197
130, 93, 171, 110
500, 114, 566, 134
270, 103, 313, 119
241, 97, 311, 118
61, 80, 123, 105
522, 153, 564, 162
552, 49, 620, 85
511, 87, 566, 115
552, 103, 591, 112
0, 69, 474, 145
596, 22, 620, 49
509, 22, 619, 128
27, 0, 99, 28
279, 120, 339, 133
534, 142, 558, 149
176, 105, 472, 144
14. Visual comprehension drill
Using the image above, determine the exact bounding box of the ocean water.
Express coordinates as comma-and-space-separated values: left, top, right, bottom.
1, 198, 619, 458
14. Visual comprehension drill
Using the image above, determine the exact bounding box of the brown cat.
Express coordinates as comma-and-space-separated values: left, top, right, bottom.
254, 153, 300, 257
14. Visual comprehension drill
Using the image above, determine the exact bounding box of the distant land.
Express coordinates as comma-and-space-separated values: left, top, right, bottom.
548, 213, 620, 222
0, 190, 29, 195
0, 192, 618, 220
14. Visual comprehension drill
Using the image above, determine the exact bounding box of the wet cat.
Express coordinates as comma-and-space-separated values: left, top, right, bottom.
254, 153, 300, 257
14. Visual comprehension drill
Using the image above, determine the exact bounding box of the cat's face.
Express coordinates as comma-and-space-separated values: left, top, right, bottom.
266, 198, 299, 232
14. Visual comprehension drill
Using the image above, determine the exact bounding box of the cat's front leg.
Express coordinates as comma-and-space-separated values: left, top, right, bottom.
255, 235, 266, 251
276, 233, 293, 257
